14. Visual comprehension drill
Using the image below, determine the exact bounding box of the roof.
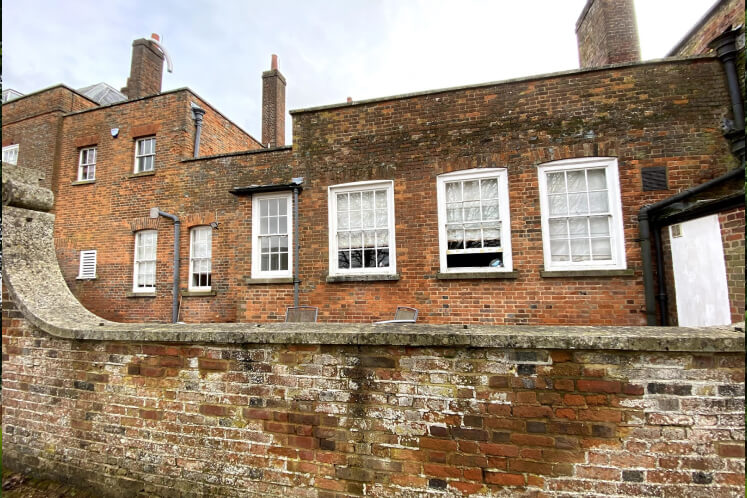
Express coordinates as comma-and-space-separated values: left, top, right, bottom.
2, 89, 25, 103
76, 82, 127, 106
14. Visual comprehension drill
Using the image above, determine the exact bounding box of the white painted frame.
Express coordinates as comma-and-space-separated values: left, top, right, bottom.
132, 230, 157, 292
134, 136, 156, 173
251, 192, 293, 279
78, 146, 97, 181
436, 168, 513, 273
2, 144, 19, 165
77, 250, 97, 279
537, 157, 626, 272
328, 180, 396, 277
189, 226, 213, 291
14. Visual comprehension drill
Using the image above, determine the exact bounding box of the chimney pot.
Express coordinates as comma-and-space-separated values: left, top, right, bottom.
271, 54, 278, 71
347, 97, 352, 103
151, 33, 160, 42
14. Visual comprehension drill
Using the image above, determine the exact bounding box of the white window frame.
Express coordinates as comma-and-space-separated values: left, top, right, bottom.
134, 136, 156, 173
436, 168, 513, 273
77, 146, 96, 181
537, 157, 626, 272
328, 180, 396, 277
251, 192, 293, 279
2, 144, 19, 165
133, 230, 157, 293
189, 226, 213, 291
77, 250, 97, 279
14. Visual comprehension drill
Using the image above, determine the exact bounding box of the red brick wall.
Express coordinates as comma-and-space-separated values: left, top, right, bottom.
2, 86, 97, 192
2, 290, 745, 496
576, 0, 641, 68
188, 92, 263, 155
669, 0, 745, 57
52, 90, 264, 323
719, 207, 745, 323
52, 59, 737, 325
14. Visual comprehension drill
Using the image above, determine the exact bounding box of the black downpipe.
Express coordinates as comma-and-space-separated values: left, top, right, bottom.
652, 226, 668, 326
638, 211, 657, 325
638, 166, 745, 325
291, 178, 303, 308
151, 208, 181, 323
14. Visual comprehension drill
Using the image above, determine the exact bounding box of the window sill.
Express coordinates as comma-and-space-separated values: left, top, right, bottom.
245, 277, 294, 285
128, 171, 155, 179
71, 180, 95, 186
126, 291, 156, 298
326, 273, 400, 283
540, 268, 634, 278
436, 271, 519, 280
76, 276, 98, 280
181, 290, 217, 297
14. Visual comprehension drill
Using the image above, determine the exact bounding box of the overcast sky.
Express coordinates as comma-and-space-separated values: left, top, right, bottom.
3, 0, 718, 145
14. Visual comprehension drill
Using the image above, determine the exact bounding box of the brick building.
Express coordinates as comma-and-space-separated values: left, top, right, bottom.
2, 0, 744, 326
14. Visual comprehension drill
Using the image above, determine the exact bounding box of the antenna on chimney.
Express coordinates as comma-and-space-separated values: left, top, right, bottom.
149, 33, 174, 73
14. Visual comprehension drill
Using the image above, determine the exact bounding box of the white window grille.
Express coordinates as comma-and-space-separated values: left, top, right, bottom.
252, 193, 293, 278
538, 157, 626, 271
133, 230, 157, 292
436, 169, 513, 273
328, 180, 396, 276
77, 250, 97, 279
134, 137, 156, 173
78, 146, 96, 181
189, 226, 213, 290
2, 144, 19, 165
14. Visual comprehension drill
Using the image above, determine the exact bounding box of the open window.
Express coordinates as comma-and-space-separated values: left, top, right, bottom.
436, 168, 512, 273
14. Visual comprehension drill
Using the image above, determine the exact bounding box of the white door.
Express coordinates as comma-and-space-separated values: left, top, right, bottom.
669, 214, 731, 326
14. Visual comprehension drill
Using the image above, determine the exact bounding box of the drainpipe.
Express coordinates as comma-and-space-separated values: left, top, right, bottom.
652, 226, 668, 326
291, 177, 304, 308
192, 106, 206, 158
150, 207, 181, 323
709, 26, 746, 163
638, 166, 745, 325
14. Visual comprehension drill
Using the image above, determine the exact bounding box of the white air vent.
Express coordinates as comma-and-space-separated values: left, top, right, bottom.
78, 250, 97, 279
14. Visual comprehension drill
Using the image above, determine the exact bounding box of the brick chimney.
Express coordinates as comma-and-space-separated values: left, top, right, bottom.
262, 54, 286, 148
576, 0, 641, 68
121, 35, 165, 99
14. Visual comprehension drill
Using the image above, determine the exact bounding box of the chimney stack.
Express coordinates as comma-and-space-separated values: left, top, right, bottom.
576, 0, 641, 68
121, 35, 165, 99
262, 54, 286, 148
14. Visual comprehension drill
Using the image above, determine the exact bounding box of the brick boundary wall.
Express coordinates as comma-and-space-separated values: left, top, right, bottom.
2, 286, 745, 497
2, 191, 745, 496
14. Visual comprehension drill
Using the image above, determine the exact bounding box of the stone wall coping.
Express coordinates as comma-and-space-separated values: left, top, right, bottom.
3, 192, 744, 353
